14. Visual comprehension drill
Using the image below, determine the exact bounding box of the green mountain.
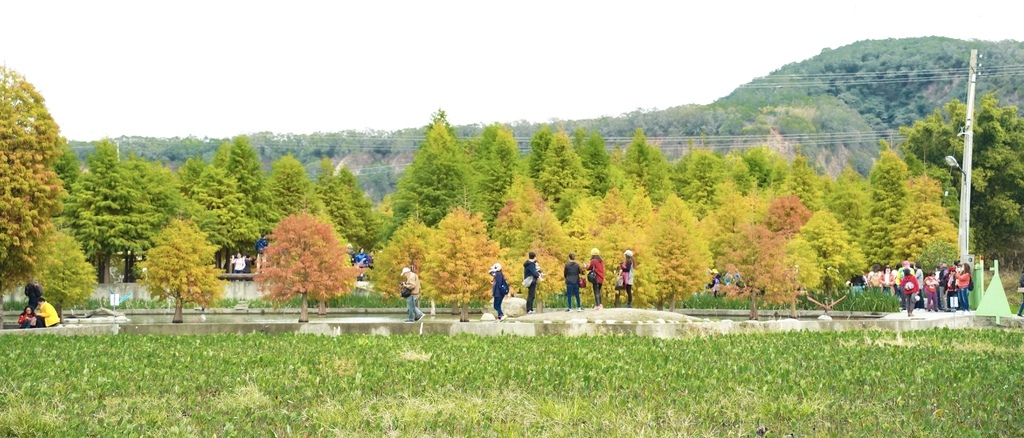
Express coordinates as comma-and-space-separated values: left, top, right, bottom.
69, 37, 1024, 197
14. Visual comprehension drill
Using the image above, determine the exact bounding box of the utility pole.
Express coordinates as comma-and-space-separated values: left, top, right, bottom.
958, 50, 978, 265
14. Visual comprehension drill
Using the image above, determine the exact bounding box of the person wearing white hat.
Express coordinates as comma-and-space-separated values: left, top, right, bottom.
490, 263, 510, 321
401, 267, 424, 322
619, 250, 636, 308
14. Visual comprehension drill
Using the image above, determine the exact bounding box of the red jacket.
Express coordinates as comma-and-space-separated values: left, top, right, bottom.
587, 257, 605, 284
899, 274, 920, 295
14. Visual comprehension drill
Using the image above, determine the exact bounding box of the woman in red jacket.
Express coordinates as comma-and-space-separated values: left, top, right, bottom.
899, 268, 920, 317
18, 307, 37, 329
586, 248, 605, 310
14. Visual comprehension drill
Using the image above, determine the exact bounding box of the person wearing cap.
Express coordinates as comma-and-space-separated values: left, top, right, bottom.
401, 267, 424, 322
619, 250, 636, 308
490, 263, 510, 321
523, 252, 540, 314
585, 248, 605, 310
35, 297, 61, 328
564, 254, 583, 312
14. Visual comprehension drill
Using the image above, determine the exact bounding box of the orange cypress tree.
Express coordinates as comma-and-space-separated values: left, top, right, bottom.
423, 208, 500, 322
721, 224, 798, 320
764, 195, 812, 239
256, 213, 359, 323
646, 195, 712, 311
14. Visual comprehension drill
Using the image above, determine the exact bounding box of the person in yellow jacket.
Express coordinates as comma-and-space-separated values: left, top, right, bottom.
35, 297, 60, 328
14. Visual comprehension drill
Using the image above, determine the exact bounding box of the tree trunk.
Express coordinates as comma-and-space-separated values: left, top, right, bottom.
56, 303, 64, 324
669, 296, 676, 312
790, 299, 797, 319
0, 281, 5, 330
299, 293, 309, 323
657, 300, 664, 311
98, 253, 110, 283
124, 251, 134, 283
318, 300, 326, 316
173, 299, 184, 323
451, 302, 458, 315
460, 301, 469, 323
749, 294, 759, 320
538, 300, 544, 313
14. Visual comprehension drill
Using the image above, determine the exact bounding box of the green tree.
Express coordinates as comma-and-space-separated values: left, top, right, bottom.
785, 153, 824, 211
825, 166, 871, 245
316, 158, 380, 250
527, 126, 555, 180
623, 128, 669, 204
742, 146, 787, 190
798, 210, 865, 293
536, 130, 587, 221
139, 219, 224, 323
225, 136, 274, 230
893, 176, 957, 263
0, 67, 66, 325
675, 149, 726, 218
268, 154, 318, 218
35, 231, 96, 320
392, 120, 472, 227
470, 124, 520, 225
863, 146, 908, 266
177, 156, 207, 197
190, 164, 257, 262
53, 142, 80, 193
578, 130, 612, 197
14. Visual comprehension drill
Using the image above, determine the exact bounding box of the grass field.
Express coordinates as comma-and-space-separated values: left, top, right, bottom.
1, 329, 1022, 436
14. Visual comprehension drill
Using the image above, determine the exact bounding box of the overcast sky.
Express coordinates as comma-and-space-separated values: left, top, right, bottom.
2, 0, 1019, 141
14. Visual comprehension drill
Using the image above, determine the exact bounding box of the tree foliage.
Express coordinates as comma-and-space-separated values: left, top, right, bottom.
257, 213, 359, 323
316, 158, 380, 250
0, 66, 66, 299
422, 208, 500, 322
470, 124, 520, 225
139, 219, 223, 323
623, 128, 670, 204
645, 195, 712, 310
392, 120, 471, 228
35, 231, 96, 318
798, 210, 865, 293
863, 146, 909, 266
371, 219, 435, 300
268, 154, 318, 219
764, 195, 812, 239
721, 224, 799, 319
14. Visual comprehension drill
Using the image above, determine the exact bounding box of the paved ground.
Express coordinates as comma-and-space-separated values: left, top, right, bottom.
512, 308, 699, 323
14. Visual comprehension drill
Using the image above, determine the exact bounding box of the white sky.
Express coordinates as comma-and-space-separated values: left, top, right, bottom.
1, 0, 1018, 141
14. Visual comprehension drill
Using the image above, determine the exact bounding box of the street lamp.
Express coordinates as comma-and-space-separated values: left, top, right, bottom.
945, 155, 971, 265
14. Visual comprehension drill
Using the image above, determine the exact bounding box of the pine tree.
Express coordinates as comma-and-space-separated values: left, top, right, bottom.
178, 156, 208, 197
536, 130, 587, 221
675, 149, 726, 218
422, 208, 500, 322
825, 166, 871, 245
0, 66, 67, 321
471, 124, 520, 225
190, 164, 257, 259
316, 158, 380, 250
724, 151, 755, 195
139, 219, 224, 323
578, 130, 612, 197
864, 146, 909, 266
646, 195, 712, 311
798, 210, 866, 293
623, 128, 669, 204
527, 126, 555, 180
785, 153, 824, 211
704, 181, 768, 263
226, 136, 274, 230
392, 120, 472, 227
256, 213, 359, 323
53, 142, 80, 194
268, 154, 318, 218
894, 176, 957, 262
742, 146, 787, 190
764, 195, 812, 239
35, 231, 96, 320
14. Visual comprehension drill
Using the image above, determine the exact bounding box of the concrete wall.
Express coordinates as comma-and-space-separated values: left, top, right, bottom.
89, 281, 263, 302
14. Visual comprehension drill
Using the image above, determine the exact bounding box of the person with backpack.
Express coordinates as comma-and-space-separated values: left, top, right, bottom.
936, 261, 949, 312
619, 250, 636, 308
945, 262, 958, 312
585, 248, 605, 311
523, 253, 540, 314
564, 254, 583, 312
899, 268, 920, 317
1016, 271, 1024, 318
490, 263, 510, 322
956, 263, 972, 314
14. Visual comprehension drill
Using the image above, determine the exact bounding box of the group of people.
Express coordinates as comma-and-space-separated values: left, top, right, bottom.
850, 260, 976, 317
518, 248, 636, 318
16, 280, 61, 329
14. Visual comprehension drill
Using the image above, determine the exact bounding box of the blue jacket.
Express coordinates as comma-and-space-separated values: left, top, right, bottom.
523, 260, 539, 281
492, 271, 509, 298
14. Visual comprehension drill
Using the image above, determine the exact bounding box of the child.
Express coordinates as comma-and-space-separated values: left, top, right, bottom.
18, 307, 37, 329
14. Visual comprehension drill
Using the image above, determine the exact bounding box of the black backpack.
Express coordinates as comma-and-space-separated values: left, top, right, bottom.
1018, 272, 1024, 288
968, 275, 974, 292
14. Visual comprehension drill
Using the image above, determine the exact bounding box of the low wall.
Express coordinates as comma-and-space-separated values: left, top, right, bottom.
89, 281, 263, 302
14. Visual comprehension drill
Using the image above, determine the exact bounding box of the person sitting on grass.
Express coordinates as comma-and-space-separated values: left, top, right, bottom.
35, 297, 61, 328
18, 307, 37, 329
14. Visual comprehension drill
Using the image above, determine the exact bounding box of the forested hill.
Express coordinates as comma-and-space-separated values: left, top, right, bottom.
68, 37, 1024, 198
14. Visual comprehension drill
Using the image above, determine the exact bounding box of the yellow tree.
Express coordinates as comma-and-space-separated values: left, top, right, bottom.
799, 210, 865, 294
646, 195, 712, 311
257, 214, 359, 323
563, 196, 600, 251
372, 218, 435, 300
704, 181, 768, 264
594, 187, 637, 307
423, 208, 500, 322
139, 220, 224, 323
894, 176, 957, 262
35, 231, 96, 320
492, 177, 570, 306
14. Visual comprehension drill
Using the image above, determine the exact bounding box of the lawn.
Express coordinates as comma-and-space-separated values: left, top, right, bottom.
1, 329, 1021, 436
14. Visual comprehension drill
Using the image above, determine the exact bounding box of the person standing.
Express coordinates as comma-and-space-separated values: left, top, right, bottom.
255, 234, 269, 272
849, 272, 866, 297
923, 271, 939, 312
586, 248, 605, 310
523, 252, 540, 314
231, 253, 246, 274
620, 250, 636, 308
881, 266, 895, 297
956, 263, 972, 314
899, 268, 920, 317
35, 297, 60, 328
564, 254, 583, 312
24, 280, 42, 309
490, 263, 510, 321
866, 264, 882, 293
913, 262, 925, 310
401, 267, 424, 322
937, 261, 949, 312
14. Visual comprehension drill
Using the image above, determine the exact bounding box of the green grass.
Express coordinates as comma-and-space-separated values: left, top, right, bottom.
1, 329, 1022, 436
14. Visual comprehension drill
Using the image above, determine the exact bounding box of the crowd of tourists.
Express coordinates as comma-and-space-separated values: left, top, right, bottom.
846, 260, 976, 317
15, 280, 61, 329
